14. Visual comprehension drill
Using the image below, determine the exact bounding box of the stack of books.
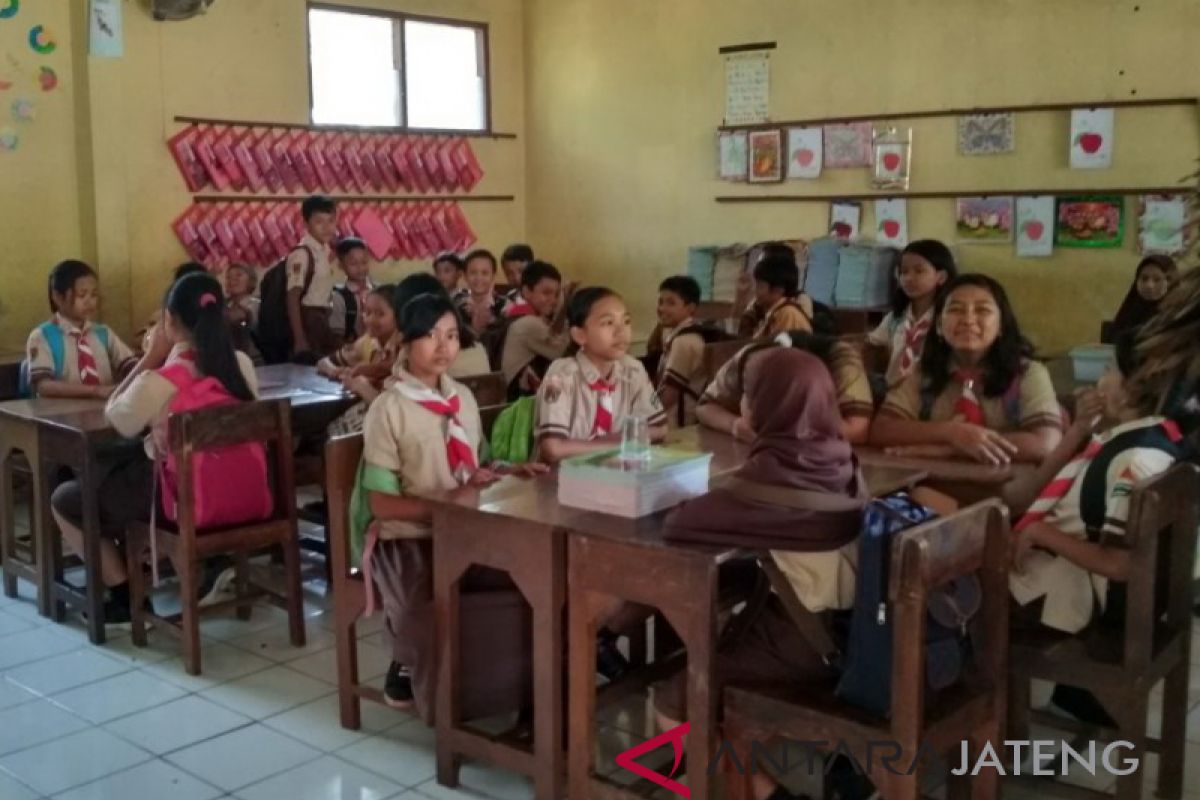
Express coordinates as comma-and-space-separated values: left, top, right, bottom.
834, 244, 894, 308
803, 237, 842, 307
558, 448, 713, 518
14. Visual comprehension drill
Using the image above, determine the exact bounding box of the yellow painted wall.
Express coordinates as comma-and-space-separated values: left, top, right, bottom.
523, 0, 1200, 355
0, 1, 83, 354
1, 0, 525, 353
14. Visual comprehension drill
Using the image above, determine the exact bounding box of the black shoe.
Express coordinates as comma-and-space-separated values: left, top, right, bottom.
384, 662, 414, 709
596, 629, 630, 682
84, 596, 153, 627
1051, 684, 1117, 727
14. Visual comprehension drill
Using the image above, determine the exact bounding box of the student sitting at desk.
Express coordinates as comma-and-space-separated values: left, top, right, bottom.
317, 284, 398, 436
695, 330, 874, 444
1003, 332, 1184, 724
49, 274, 258, 624
500, 261, 571, 399
27, 260, 137, 399
656, 348, 869, 800
870, 273, 1063, 466
535, 287, 667, 464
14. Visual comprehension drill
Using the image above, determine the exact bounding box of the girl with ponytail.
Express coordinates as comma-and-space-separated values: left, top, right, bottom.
49, 273, 260, 626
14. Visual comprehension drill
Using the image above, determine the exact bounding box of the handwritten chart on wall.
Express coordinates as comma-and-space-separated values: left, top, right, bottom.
724, 50, 769, 126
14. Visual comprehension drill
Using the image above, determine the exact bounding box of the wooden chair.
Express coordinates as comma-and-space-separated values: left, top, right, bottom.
479, 403, 509, 440
701, 338, 752, 385
1009, 463, 1200, 800
126, 399, 306, 675
723, 500, 1010, 800
696, 301, 736, 325
459, 371, 507, 408
326, 433, 392, 728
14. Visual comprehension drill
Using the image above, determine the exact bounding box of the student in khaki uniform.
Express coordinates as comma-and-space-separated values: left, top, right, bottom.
357, 293, 540, 716
50, 274, 258, 624
329, 238, 377, 345
536, 287, 668, 464
27, 260, 137, 399
500, 261, 571, 399
286, 195, 340, 360
432, 251, 465, 297
457, 249, 510, 336
865, 239, 958, 387
653, 276, 711, 428
737, 250, 813, 340
500, 243, 534, 306
317, 284, 398, 436
871, 274, 1064, 466
696, 331, 874, 444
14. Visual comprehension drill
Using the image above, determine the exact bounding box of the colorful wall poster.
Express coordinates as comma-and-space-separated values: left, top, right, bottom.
718, 131, 748, 181
747, 129, 783, 183
957, 113, 1014, 155
1069, 108, 1114, 169
955, 197, 1014, 244
786, 126, 822, 179
1138, 194, 1187, 255
1055, 196, 1124, 248
1015, 196, 1055, 257
823, 122, 872, 168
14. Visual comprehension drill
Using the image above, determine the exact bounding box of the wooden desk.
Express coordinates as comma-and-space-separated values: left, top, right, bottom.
0, 366, 354, 642
565, 462, 927, 800
856, 446, 1035, 507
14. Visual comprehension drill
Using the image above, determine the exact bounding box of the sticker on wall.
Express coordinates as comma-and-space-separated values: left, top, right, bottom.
27, 25, 55, 55
955, 197, 1014, 244
1069, 108, 1113, 169
786, 126, 822, 179
37, 65, 55, 91
0, 1, 18, 20
874, 199, 908, 247
89, 0, 124, 58
1014, 196, 1055, 258
1055, 196, 1124, 248
10, 97, 33, 122
829, 201, 861, 240
0, 127, 17, 152
957, 113, 1014, 155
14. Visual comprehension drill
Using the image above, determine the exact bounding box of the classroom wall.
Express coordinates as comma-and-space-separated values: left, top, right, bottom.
523, 0, 1200, 356
0, 2, 84, 355
0, 0, 526, 353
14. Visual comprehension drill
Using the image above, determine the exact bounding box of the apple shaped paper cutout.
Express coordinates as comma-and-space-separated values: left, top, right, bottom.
879, 219, 901, 239
795, 148, 814, 167
1022, 220, 1044, 241
882, 152, 901, 172
832, 221, 852, 238
1075, 132, 1103, 154
38, 66, 56, 92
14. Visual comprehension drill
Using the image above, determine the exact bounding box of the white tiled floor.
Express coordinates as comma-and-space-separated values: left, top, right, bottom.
0, 576, 554, 800
4, 573, 1200, 799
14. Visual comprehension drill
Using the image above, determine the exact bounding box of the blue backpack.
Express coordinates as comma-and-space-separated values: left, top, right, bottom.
18, 321, 111, 397
834, 493, 981, 718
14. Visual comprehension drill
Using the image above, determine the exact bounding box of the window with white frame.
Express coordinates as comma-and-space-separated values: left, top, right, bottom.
308, 5, 489, 131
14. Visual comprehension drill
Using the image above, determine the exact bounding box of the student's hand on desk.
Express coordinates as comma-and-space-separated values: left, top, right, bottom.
730, 417, 755, 443
468, 467, 500, 487
945, 422, 1018, 466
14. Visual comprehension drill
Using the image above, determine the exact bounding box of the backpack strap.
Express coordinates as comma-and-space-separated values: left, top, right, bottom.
1078, 420, 1184, 539
157, 362, 198, 396
333, 285, 355, 335
290, 245, 317, 294
39, 321, 65, 379
759, 555, 842, 666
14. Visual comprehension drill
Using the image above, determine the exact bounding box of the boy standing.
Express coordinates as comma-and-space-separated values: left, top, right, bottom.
287, 195, 340, 360
329, 237, 376, 344
500, 261, 571, 399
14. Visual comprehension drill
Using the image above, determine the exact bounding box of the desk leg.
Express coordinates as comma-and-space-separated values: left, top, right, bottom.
526, 538, 565, 800
435, 556, 464, 789
1, 446, 16, 599
80, 453, 106, 645
43, 458, 66, 622
677, 575, 718, 800
567, 587, 600, 800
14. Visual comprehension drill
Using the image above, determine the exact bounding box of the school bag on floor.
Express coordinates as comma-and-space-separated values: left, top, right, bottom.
17, 321, 112, 397
833, 493, 981, 718
256, 246, 314, 364
155, 364, 273, 531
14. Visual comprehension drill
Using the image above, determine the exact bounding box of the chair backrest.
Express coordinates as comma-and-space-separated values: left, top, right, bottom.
479, 402, 509, 440
701, 338, 751, 383
165, 398, 294, 535
1117, 463, 1200, 669
325, 433, 364, 582
696, 300, 736, 324
888, 500, 1009, 738
459, 371, 506, 408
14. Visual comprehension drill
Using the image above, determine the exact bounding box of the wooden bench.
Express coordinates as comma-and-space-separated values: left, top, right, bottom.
1009, 463, 1200, 800
723, 500, 1010, 800
126, 398, 306, 675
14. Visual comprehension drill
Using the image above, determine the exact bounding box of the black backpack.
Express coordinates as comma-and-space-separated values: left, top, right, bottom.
332, 285, 359, 345
256, 246, 313, 364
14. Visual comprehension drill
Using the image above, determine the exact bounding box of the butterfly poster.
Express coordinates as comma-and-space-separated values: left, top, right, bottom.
823, 122, 872, 168
1069, 108, 1114, 169
786, 126, 822, 179
957, 113, 1014, 155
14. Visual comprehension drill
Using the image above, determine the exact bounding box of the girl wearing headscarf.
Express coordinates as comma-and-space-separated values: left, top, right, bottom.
1110, 254, 1178, 341
654, 348, 868, 800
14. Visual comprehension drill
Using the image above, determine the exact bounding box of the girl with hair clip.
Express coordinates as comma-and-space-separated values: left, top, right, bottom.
49, 273, 258, 624
870, 273, 1064, 466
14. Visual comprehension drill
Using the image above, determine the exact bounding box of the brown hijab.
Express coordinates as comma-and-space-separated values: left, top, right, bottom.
665, 348, 866, 552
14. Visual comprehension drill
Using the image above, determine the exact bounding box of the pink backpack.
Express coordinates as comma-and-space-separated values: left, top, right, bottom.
156, 363, 273, 530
